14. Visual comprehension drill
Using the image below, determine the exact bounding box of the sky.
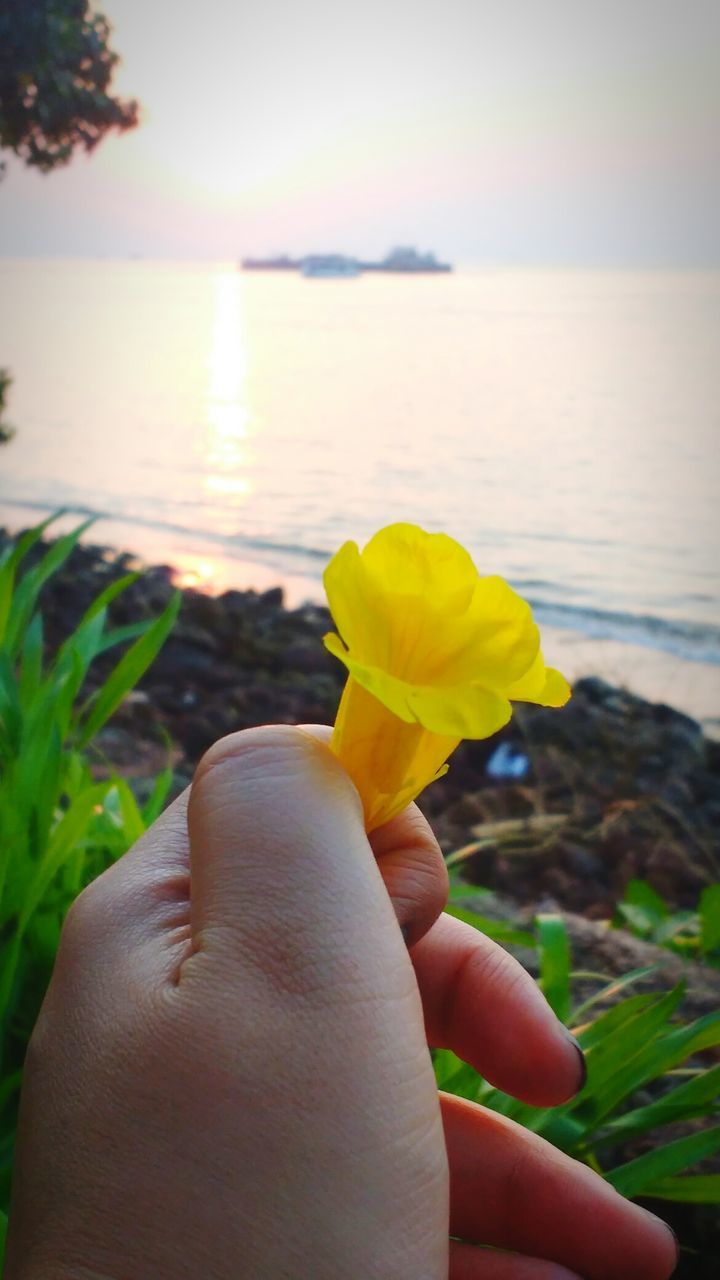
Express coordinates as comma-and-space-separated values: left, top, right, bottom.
1, 0, 720, 265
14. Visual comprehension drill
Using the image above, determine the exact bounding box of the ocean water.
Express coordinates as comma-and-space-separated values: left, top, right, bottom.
1, 259, 719, 673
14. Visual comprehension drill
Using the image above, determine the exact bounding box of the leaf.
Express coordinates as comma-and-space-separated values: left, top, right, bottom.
536, 914, 571, 1022
0, 512, 61, 646
77, 591, 180, 746
17, 783, 110, 938
606, 1125, 720, 1199
596, 1064, 720, 1144
624, 878, 669, 920
433, 1048, 482, 1100
75, 570, 140, 625
141, 765, 173, 826
18, 612, 43, 708
639, 1174, 720, 1204
700, 885, 720, 954
4, 519, 95, 657
96, 620, 153, 654
616, 902, 658, 937
442, 904, 535, 948
570, 967, 658, 1025
591, 1006, 720, 1128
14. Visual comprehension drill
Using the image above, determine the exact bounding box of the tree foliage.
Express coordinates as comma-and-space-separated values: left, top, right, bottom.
0, 371, 14, 445
0, 0, 138, 176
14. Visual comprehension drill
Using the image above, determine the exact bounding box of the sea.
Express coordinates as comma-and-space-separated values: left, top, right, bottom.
1, 258, 719, 731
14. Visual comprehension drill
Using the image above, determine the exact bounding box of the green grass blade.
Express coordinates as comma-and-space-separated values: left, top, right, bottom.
591, 1009, 720, 1127
141, 765, 174, 826
96, 620, 155, 655
0, 513, 61, 645
16, 783, 110, 937
577, 987, 681, 1056
108, 779, 147, 847
536, 914, 571, 1022
615, 903, 658, 937
18, 613, 43, 708
442, 904, 535, 948
4, 519, 95, 657
570, 967, 658, 1026
2, 513, 61, 572
638, 1174, 720, 1204
700, 885, 720, 954
77, 591, 180, 746
0, 778, 107, 1018
76, 571, 140, 624
596, 1064, 720, 1144
433, 1048, 484, 1100
52, 572, 139, 677
606, 1125, 720, 1199
624, 878, 669, 919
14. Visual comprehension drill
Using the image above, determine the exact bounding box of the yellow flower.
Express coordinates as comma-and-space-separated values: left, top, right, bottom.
323, 523, 570, 831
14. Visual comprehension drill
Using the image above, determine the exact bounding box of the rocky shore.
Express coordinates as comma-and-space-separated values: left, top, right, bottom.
10, 531, 716, 924
7, 530, 720, 1274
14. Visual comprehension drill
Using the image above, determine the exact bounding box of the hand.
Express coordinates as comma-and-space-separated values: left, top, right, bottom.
6, 726, 677, 1279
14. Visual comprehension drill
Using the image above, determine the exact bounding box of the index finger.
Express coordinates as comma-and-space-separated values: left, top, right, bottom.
410, 912, 584, 1106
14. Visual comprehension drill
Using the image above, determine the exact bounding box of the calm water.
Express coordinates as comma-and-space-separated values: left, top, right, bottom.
1, 259, 719, 665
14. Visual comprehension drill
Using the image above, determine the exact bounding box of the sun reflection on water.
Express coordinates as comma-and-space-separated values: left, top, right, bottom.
204, 270, 252, 501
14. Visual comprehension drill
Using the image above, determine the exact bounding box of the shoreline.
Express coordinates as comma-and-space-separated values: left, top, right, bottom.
3, 524, 719, 927
2, 503, 719, 738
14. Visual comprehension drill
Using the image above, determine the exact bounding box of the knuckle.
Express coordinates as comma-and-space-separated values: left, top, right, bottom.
55, 870, 119, 980
471, 940, 526, 998
22, 1000, 54, 1084
61, 875, 105, 950
193, 723, 321, 788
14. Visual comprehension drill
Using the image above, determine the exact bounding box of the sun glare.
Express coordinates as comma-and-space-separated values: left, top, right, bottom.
204, 270, 252, 503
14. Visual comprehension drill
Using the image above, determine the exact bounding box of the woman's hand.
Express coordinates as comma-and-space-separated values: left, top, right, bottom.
6, 726, 677, 1279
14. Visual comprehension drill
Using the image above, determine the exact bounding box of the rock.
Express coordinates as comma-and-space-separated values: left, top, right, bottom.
259, 586, 284, 608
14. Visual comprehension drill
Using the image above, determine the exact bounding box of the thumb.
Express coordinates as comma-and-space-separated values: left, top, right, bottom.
300, 724, 449, 948
186, 726, 401, 987
188, 726, 448, 970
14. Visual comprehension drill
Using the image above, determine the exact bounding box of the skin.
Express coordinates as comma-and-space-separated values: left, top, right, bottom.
6, 725, 678, 1280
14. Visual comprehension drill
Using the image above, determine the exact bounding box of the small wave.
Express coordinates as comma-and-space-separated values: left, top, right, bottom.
3, 496, 719, 666
0, 496, 334, 566
529, 598, 720, 665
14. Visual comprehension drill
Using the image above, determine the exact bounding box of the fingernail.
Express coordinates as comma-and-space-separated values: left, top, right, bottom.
564, 1032, 587, 1091
668, 1223, 680, 1270
639, 1208, 680, 1274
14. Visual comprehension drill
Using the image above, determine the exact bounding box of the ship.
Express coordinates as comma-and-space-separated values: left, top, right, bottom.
301, 254, 361, 278
240, 246, 452, 275
359, 246, 452, 273
240, 254, 301, 270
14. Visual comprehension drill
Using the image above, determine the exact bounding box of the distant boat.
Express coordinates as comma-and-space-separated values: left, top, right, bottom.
360, 246, 452, 274
240, 254, 300, 270
240, 246, 452, 275
300, 254, 361, 278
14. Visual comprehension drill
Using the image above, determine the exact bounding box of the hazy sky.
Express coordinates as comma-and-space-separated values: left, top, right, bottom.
2, 0, 719, 264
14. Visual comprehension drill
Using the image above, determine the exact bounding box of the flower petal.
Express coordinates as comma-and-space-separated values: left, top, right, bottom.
331, 674, 459, 829
429, 575, 540, 689
361, 522, 478, 608
500, 650, 571, 707
322, 540, 368, 655
324, 632, 512, 738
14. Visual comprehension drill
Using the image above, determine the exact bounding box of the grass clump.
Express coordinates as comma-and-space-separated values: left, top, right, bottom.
615, 878, 720, 969
0, 516, 179, 1246
439, 894, 720, 1206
